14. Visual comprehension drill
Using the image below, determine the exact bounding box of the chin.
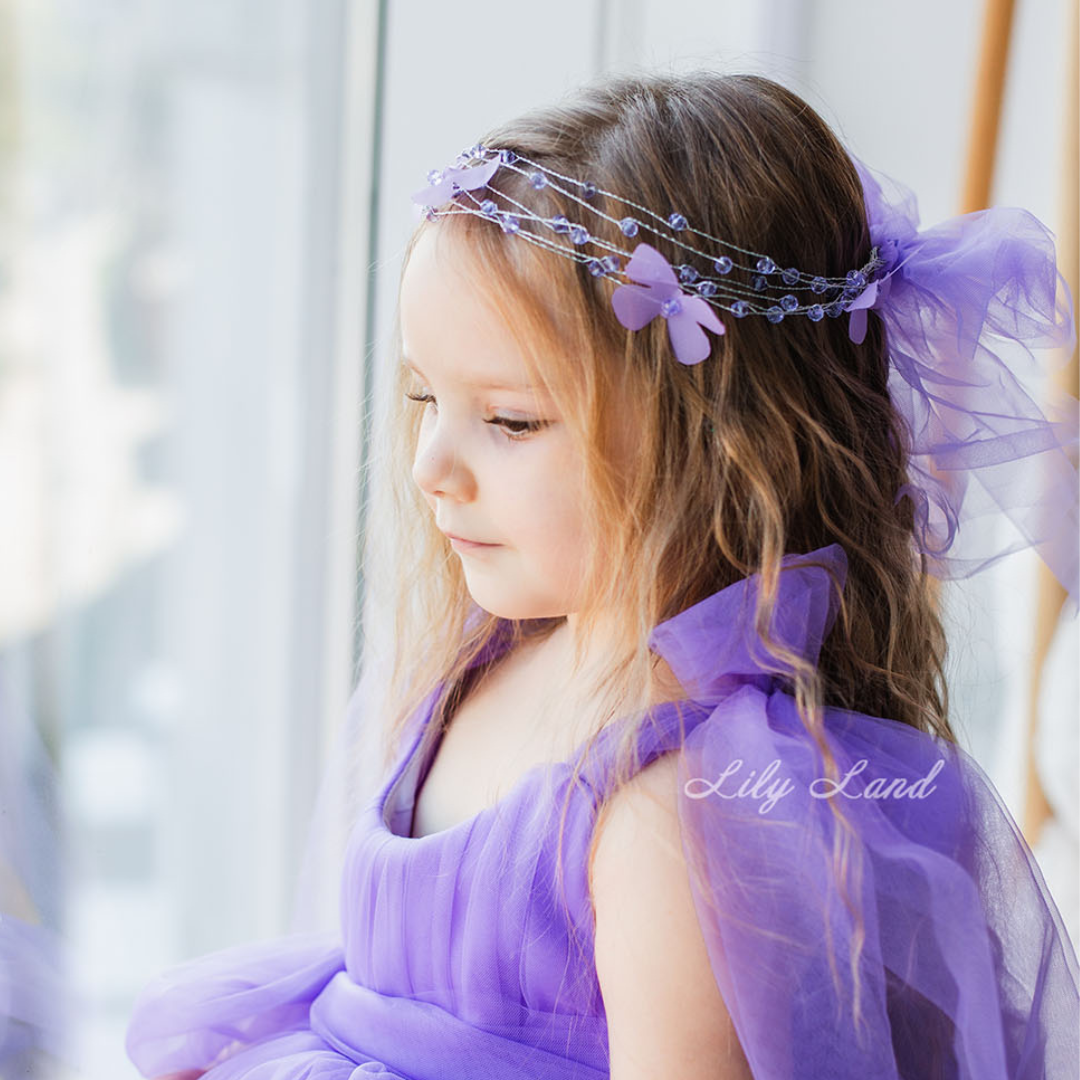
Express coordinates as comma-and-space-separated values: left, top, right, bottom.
463, 580, 565, 623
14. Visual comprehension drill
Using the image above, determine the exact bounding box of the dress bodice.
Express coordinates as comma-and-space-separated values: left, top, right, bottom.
318, 666, 714, 1078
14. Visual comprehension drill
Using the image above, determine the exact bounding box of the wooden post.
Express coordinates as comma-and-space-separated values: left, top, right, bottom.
1022, 0, 1079, 848
926, 0, 1017, 614
960, 0, 1017, 215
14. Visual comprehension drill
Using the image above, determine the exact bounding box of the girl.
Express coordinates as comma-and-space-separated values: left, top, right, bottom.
125, 70, 1080, 1079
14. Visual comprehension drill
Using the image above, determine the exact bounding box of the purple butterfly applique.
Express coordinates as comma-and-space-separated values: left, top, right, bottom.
610, 243, 725, 365
845, 279, 884, 346
845, 237, 909, 344
411, 157, 502, 209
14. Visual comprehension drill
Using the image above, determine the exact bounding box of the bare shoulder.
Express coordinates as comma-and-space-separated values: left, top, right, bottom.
589, 752, 754, 1080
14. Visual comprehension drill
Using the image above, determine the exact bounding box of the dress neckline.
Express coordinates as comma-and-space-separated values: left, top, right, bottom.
376, 675, 711, 844
386, 697, 586, 842
371, 543, 849, 843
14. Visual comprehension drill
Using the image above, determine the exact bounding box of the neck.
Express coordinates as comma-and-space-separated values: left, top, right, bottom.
553, 609, 686, 710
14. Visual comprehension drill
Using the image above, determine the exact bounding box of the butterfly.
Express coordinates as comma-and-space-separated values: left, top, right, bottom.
410, 158, 502, 209
610, 243, 726, 365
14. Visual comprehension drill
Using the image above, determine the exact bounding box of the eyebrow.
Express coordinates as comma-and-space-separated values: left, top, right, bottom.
402, 357, 541, 393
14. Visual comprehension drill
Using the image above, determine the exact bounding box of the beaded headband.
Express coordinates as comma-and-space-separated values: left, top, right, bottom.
411, 142, 885, 365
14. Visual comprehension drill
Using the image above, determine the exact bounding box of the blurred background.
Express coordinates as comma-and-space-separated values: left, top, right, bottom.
0, 0, 1076, 1076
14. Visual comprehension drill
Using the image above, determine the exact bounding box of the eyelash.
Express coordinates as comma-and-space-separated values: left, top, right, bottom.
404, 391, 548, 440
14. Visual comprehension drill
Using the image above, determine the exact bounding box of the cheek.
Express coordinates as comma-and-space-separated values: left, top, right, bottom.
506, 442, 589, 550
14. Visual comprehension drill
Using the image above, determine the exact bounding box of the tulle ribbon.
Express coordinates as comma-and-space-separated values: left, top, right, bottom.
849, 158, 1079, 610
650, 544, 1080, 1078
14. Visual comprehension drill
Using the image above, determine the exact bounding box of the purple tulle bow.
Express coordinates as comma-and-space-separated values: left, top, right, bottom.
610, 242, 726, 365
850, 158, 1079, 611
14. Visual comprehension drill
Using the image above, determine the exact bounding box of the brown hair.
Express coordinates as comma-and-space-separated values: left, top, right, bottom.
360, 69, 956, 1058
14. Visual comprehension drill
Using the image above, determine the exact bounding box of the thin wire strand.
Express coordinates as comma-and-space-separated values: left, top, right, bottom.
417, 144, 885, 319
441, 145, 882, 285
433, 198, 856, 318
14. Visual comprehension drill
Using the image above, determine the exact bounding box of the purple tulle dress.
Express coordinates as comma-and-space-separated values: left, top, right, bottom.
124, 544, 1080, 1080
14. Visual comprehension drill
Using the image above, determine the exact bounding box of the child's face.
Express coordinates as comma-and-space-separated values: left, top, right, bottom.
400, 228, 600, 621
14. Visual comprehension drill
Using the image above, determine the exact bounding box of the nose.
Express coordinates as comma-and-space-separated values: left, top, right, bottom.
411, 414, 477, 502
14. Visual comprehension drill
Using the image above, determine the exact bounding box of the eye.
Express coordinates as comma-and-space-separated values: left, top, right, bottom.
404, 391, 548, 442
484, 416, 548, 441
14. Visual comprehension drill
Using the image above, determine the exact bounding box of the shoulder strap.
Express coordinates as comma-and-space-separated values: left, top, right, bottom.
574, 698, 714, 801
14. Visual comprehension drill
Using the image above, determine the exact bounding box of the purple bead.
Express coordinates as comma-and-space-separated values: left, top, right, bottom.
582, 181, 597, 198
530, 172, 548, 190
498, 149, 517, 164
755, 256, 775, 274
713, 255, 733, 275
587, 258, 605, 277
678, 265, 699, 284
423, 207, 438, 221
752, 275, 767, 291
569, 224, 589, 245
549, 215, 570, 233
499, 214, 520, 234
766, 306, 784, 323
668, 213, 688, 231
469, 142, 485, 157
426, 168, 443, 185
619, 217, 639, 237
846, 269, 867, 289
780, 294, 798, 312
697, 281, 717, 297
480, 199, 497, 215
600, 255, 621, 273
782, 267, 799, 285
731, 300, 749, 318
826, 301, 845, 318
660, 297, 683, 318
811, 276, 828, 294
807, 303, 824, 321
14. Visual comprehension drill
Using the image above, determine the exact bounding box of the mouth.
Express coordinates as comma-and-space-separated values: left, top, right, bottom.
442, 531, 500, 551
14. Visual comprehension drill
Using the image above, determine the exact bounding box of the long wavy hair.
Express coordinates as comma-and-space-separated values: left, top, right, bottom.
358, 69, 956, 1068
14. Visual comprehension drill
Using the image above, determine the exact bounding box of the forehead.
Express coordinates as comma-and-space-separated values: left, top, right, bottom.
399, 226, 544, 393
401, 356, 540, 393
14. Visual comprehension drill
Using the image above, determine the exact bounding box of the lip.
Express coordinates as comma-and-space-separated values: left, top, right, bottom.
441, 530, 500, 551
